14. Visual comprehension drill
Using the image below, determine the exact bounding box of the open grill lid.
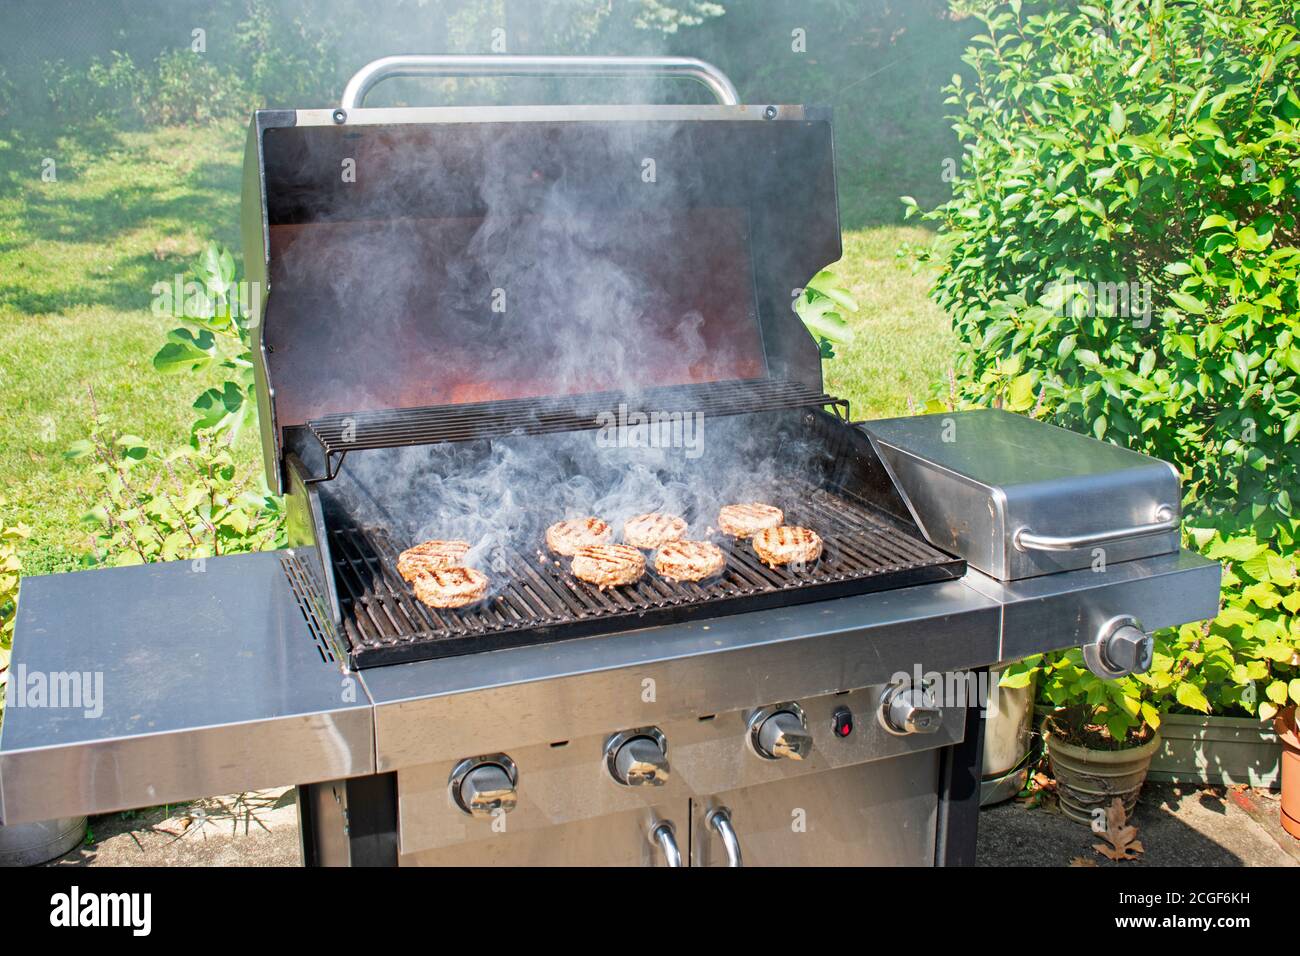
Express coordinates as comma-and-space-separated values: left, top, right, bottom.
241, 57, 843, 492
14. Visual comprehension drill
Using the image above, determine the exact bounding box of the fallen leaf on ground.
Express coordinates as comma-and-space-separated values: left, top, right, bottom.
1092, 797, 1144, 861
1069, 856, 1098, 867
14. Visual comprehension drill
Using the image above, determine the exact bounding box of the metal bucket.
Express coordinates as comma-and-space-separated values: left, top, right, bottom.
0, 816, 86, 867
980, 669, 1035, 806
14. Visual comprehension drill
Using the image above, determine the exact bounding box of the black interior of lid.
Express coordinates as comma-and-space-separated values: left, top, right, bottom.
258, 118, 841, 433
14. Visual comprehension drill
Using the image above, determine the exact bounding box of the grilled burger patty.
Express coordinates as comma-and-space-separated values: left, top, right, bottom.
571, 543, 646, 587
397, 539, 471, 582
546, 517, 612, 556
717, 502, 784, 538
622, 512, 688, 550
752, 525, 823, 567
411, 566, 490, 608
654, 540, 726, 582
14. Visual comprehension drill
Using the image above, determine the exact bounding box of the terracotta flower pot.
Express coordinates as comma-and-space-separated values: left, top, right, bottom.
1274, 705, 1300, 840
1044, 716, 1161, 826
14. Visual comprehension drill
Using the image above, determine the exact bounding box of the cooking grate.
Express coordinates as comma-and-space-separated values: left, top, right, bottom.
328, 481, 962, 668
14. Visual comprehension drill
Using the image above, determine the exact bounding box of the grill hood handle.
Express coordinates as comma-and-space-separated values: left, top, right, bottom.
339, 54, 741, 111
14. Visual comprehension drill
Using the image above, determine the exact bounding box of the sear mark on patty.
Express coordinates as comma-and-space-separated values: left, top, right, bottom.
571, 543, 646, 588
717, 502, 784, 538
397, 539, 471, 582
752, 525, 823, 568
411, 566, 490, 608
654, 540, 726, 582
546, 517, 612, 556
622, 512, 688, 550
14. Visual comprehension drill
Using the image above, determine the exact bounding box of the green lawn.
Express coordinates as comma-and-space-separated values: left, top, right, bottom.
0, 122, 950, 575
0, 121, 258, 574
823, 227, 953, 421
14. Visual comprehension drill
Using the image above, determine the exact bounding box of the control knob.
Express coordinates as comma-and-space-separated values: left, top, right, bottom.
748, 703, 813, 760
605, 728, 670, 786
449, 755, 518, 818
880, 685, 943, 735
1084, 616, 1154, 679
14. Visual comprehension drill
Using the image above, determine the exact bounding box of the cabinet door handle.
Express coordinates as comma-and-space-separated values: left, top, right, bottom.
706, 807, 743, 867
648, 820, 682, 867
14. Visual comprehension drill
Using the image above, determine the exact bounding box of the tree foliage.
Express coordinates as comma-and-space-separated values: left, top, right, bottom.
915, 0, 1300, 732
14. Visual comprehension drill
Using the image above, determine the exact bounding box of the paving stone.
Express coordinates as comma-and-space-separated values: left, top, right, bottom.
978, 783, 1299, 867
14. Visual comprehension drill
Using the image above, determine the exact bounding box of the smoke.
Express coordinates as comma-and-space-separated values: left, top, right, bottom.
253, 4, 850, 599
267, 116, 767, 428
317, 407, 832, 590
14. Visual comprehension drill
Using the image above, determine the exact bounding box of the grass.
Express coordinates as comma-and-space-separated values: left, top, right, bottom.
0, 121, 950, 575
0, 121, 259, 574
823, 227, 952, 421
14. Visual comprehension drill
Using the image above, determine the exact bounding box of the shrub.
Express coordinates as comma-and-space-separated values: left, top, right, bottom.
66, 243, 284, 566
151, 243, 258, 444
0, 66, 14, 121
44, 52, 149, 126
912, 0, 1300, 732
66, 400, 283, 566
45, 49, 246, 127
153, 50, 246, 126
232, 0, 341, 108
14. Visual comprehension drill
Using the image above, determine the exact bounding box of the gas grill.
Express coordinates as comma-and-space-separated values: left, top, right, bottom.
0, 56, 1221, 867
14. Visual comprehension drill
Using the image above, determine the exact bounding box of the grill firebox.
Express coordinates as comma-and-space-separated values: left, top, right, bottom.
327, 478, 962, 667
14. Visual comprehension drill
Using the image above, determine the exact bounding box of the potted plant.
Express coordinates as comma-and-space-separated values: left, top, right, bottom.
1277, 706, 1300, 839
1002, 648, 1169, 826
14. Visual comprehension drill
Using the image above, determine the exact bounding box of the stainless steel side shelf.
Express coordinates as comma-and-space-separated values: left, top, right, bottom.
0, 553, 375, 825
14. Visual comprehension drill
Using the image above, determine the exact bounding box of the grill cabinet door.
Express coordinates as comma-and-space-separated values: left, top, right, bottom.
398, 800, 691, 866
689, 751, 940, 866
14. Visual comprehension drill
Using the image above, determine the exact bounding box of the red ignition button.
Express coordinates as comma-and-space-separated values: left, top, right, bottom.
832, 707, 853, 738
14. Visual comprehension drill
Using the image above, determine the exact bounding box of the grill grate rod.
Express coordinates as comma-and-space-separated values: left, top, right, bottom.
303, 379, 847, 462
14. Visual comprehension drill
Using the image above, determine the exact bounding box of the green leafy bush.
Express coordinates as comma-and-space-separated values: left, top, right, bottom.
42, 2, 293, 128
152, 50, 246, 126
46, 49, 245, 127
0, 66, 14, 121
915, 0, 1300, 733
65, 403, 283, 565
796, 269, 859, 358
151, 243, 258, 444
233, 0, 340, 108
66, 243, 283, 566
1002, 650, 1162, 747
44, 52, 148, 125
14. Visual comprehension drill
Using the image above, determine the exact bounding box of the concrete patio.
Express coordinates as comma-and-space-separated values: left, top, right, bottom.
39, 781, 1299, 867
